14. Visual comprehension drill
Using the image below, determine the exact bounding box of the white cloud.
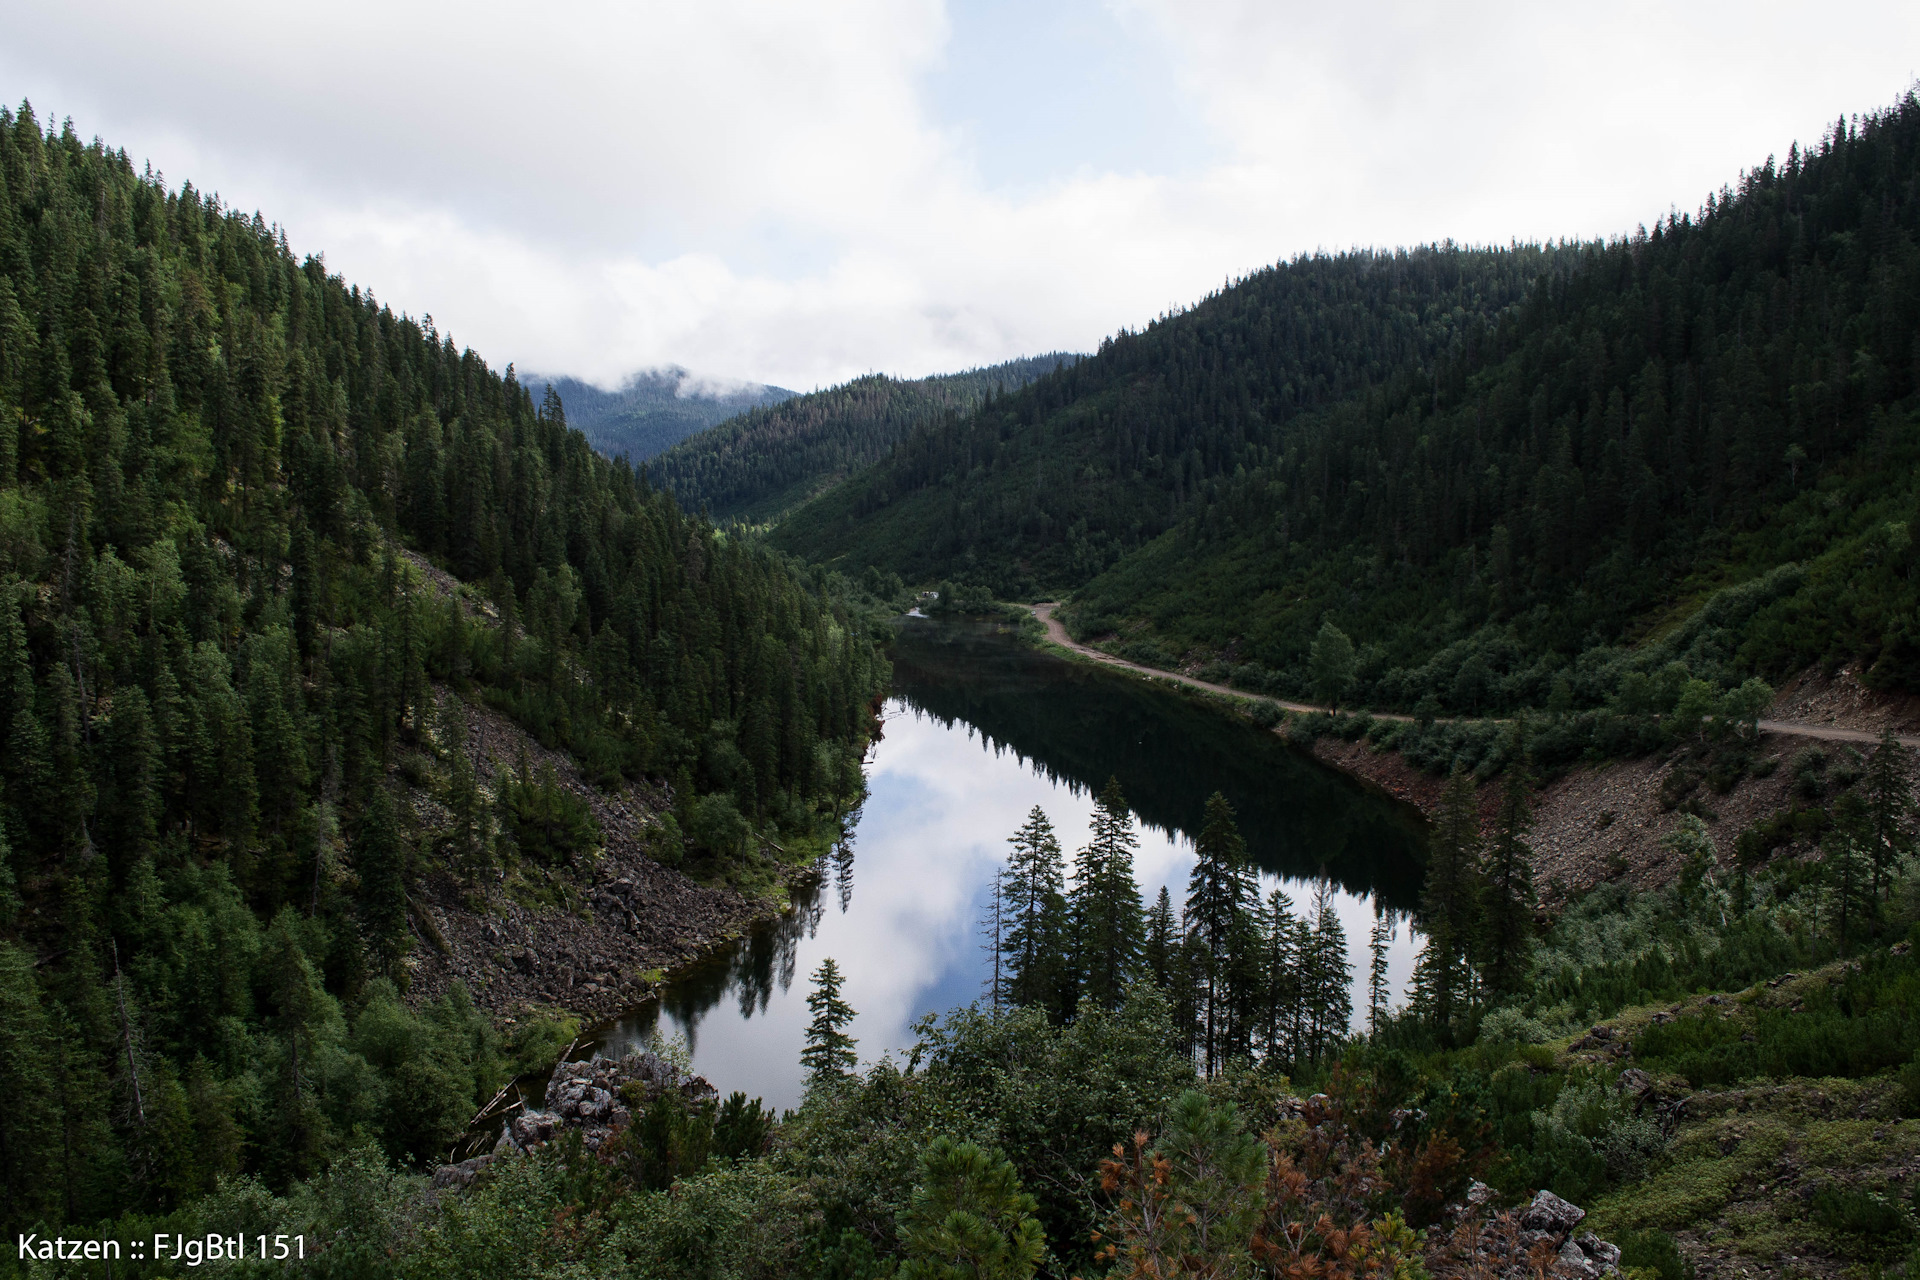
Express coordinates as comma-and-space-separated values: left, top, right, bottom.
4, 0, 1915, 388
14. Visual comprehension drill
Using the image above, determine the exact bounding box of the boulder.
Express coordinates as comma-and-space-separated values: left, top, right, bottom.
1520, 1189, 1586, 1236
1577, 1232, 1623, 1269
430, 1155, 494, 1190
1557, 1239, 1598, 1278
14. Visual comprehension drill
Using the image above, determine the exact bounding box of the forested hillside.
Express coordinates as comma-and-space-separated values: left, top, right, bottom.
1069, 98, 1920, 718
777, 96, 1920, 723
0, 103, 885, 1233
647, 351, 1078, 523
526, 368, 792, 463
770, 251, 1570, 580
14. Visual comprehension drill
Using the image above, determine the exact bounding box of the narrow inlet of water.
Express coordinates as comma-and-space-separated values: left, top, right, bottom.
592, 617, 1428, 1110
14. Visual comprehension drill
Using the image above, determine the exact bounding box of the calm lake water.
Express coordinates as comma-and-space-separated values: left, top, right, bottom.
592, 616, 1429, 1110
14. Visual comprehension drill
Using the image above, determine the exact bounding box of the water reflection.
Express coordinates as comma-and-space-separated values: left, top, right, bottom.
592, 618, 1428, 1109
890, 618, 1426, 905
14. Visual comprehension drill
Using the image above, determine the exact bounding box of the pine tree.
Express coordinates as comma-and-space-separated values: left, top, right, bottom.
1185, 792, 1255, 1073
1478, 749, 1537, 995
1416, 769, 1482, 1038
981, 870, 1007, 1015
1863, 731, 1915, 913
801, 957, 859, 1081
1000, 806, 1069, 1019
1304, 881, 1352, 1061
897, 1136, 1046, 1280
1142, 885, 1176, 990
353, 785, 411, 982
1071, 777, 1144, 1013
1258, 888, 1300, 1067
1367, 915, 1393, 1036
439, 691, 489, 877
1826, 795, 1876, 953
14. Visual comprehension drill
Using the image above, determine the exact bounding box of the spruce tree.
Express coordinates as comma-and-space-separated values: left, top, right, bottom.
1000, 806, 1069, 1019
1258, 888, 1300, 1067
1185, 792, 1255, 1073
1071, 777, 1144, 1013
801, 957, 859, 1081
1304, 880, 1352, 1060
353, 785, 411, 983
1478, 749, 1537, 996
1863, 731, 1915, 912
1367, 916, 1393, 1036
1416, 769, 1482, 1038
1142, 885, 1176, 990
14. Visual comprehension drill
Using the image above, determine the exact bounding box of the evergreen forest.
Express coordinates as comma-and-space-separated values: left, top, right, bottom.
0, 101, 888, 1241
647, 353, 1079, 525
774, 95, 1920, 735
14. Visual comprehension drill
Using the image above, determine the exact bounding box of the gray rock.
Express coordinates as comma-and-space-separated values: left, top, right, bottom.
1520, 1189, 1586, 1235
1577, 1232, 1623, 1269
431, 1155, 494, 1190
510, 1112, 556, 1147
1558, 1239, 1598, 1278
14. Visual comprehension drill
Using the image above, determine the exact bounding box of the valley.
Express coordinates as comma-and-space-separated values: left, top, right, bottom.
4, 76, 1920, 1280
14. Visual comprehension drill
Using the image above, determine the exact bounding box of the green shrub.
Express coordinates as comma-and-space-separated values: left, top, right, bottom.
1810, 1184, 1915, 1253
499, 761, 602, 866
1614, 1228, 1692, 1280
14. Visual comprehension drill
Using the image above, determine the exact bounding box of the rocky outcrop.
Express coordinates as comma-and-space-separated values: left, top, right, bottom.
432, 1049, 716, 1188
401, 688, 807, 1024
1434, 1190, 1623, 1280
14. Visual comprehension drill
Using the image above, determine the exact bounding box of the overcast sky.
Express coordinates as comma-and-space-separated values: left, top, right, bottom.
4, 1, 1916, 390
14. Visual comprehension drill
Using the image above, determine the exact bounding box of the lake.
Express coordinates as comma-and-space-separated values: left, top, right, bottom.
591, 615, 1429, 1109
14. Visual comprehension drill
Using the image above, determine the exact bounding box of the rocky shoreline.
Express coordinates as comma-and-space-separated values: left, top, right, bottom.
397, 685, 810, 1026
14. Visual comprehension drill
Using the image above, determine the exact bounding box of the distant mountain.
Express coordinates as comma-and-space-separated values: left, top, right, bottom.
646, 353, 1082, 523
525, 368, 796, 462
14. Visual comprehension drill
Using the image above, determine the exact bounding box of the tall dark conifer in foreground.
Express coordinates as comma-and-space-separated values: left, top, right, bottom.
1184, 792, 1254, 1074
1071, 777, 1143, 1014
1142, 886, 1176, 990
801, 957, 859, 1082
1863, 731, 1915, 915
1367, 916, 1393, 1035
1000, 806, 1070, 1021
1478, 743, 1537, 996
1414, 770, 1482, 1038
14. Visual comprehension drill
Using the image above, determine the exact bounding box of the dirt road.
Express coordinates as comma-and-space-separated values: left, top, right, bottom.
1026, 603, 1920, 748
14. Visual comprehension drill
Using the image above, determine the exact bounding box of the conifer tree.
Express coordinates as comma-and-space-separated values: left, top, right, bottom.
981, 871, 1007, 1015
1142, 885, 1176, 990
1304, 881, 1352, 1060
999, 806, 1069, 1020
1478, 748, 1537, 996
1863, 731, 1915, 912
1257, 888, 1300, 1066
1185, 792, 1255, 1073
801, 956, 859, 1081
1415, 769, 1482, 1038
353, 785, 411, 982
1826, 795, 1876, 953
1367, 916, 1393, 1036
1071, 777, 1144, 1013
897, 1137, 1046, 1280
